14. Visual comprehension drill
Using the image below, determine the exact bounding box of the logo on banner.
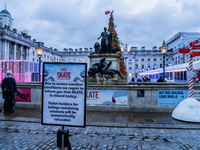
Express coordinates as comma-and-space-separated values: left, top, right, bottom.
86, 91, 99, 100
73, 70, 85, 82
57, 67, 71, 80
44, 70, 55, 81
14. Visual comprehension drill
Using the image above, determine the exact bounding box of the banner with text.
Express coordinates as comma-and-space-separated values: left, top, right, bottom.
86, 90, 128, 105
193, 90, 200, 102
42, 63, 87, 127
157, 89, 188, 106
16, 88, 31, 102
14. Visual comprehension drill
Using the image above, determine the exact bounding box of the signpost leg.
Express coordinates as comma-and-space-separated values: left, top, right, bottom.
57, 126, 71, 150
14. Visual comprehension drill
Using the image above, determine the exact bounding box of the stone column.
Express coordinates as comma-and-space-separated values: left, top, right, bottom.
26, 47, 29, 60
20, 45, 23, 60
132, 55, 135, 75
7, 41, 10, 60
2, 40, 7, 60
124, 57, 128, 68
14, 43, 16, 60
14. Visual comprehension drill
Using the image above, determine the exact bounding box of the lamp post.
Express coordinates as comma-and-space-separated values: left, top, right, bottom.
161, 40, 168, 82
36, 42, 43, 82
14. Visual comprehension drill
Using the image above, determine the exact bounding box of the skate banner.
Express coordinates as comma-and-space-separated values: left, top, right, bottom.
0, 87, 31, 102
42, 63, 87, 127
86, 89, 128, 105
16, 88, 31, 102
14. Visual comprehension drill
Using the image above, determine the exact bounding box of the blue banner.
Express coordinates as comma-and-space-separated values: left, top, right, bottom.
157, 89, 188, 106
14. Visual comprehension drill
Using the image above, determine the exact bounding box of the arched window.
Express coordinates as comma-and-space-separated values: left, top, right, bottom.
8, 20, 11, 27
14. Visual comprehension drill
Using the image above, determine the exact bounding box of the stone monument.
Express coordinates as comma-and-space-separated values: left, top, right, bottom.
87, 27, 126, 84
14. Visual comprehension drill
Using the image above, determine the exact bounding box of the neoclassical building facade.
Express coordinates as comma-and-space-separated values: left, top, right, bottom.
1, 7, 200, 82
123, 32, 200, 81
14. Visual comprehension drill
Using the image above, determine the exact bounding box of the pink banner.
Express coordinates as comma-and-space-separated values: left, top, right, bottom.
16, 88, 31, 102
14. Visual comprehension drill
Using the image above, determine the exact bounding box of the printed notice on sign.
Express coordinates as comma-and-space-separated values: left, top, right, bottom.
42, 63, 87, 127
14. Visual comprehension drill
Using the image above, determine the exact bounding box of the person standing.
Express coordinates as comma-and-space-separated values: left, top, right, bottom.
137, 77, 142, 82
131, 76, 135, 82
147, 78, 151, 82
143, 76, 148, 82
157, 76, 164, 82
194, 78, 199, 83
134, 73, 139, 82
2, 71, 17, 113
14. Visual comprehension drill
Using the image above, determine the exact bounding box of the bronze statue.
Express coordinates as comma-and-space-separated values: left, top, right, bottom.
94, 42, 102, 53
95, 27, 120, 53
98, 27, 110, 53
88, 58, 124, 79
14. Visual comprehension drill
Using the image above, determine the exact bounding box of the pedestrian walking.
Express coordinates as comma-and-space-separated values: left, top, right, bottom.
2, 71, 17, 113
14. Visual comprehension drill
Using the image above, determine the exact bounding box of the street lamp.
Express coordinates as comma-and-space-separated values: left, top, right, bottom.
161, 40, 168, 82
36, 42, 43, 82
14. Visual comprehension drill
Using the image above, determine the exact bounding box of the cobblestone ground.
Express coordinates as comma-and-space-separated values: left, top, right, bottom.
0, 121, 200, 150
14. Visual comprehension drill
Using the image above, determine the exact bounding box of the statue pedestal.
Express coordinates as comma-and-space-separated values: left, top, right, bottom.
89, 53, 120, 70
88, 53, 126, 84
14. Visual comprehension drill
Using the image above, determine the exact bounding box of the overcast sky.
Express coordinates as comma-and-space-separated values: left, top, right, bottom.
1, 0, 200, 51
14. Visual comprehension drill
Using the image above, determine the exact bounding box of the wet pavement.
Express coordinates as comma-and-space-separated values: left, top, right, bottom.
0, 107, 199, 129
0, 107, 200, 149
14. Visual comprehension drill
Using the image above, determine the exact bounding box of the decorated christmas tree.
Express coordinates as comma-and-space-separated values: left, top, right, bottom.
107, 11, 127, 76
119, 54, 127, 76
108, 11, 120, 48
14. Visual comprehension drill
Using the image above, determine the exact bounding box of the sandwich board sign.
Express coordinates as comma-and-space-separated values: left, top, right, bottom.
41, 62, 87, 127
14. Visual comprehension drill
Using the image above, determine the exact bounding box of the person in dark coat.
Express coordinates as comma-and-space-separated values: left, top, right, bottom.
157, 76, 164, 82
2, 71, 17, 113
137, 78, 142, 82
143, 76, 148, 82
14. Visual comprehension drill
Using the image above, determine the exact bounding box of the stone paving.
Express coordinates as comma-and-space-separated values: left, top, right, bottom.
0, 108, 200, 149
0, 119, 200, 149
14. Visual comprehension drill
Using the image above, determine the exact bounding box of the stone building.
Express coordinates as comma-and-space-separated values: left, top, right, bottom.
123, 32, 200, 81
1, 6, 200, 82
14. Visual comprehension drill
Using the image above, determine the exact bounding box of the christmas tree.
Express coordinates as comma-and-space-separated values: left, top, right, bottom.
119, 53, 127, 76
108, 11, 127, 76
108, 11, 120, 48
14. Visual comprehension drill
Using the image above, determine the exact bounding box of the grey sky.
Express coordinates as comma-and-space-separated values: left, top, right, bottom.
1, 0, 200, 51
